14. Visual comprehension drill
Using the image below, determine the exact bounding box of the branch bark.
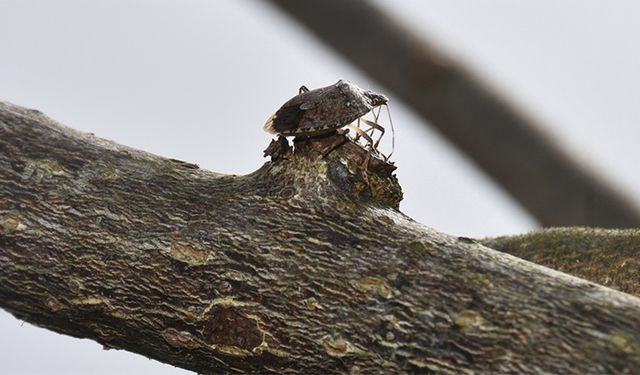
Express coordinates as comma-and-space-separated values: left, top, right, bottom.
484, 228, 640, 298
267, 0, 640, 228
2, 100, 640, 374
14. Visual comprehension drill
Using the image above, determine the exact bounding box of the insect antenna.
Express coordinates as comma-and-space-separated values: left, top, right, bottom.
385, 104, 395, 160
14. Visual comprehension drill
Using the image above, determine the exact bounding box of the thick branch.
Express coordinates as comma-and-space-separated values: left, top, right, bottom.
2, 101, 640, 374
484, 228, 640, 298
267, 0, 640, 228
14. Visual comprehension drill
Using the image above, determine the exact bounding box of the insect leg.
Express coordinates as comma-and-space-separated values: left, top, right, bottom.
352, 118, 363, 142
364, 106, 382, 136
360, 118, 385, 149
299, 85, 309, 94
348, 124, 375, 147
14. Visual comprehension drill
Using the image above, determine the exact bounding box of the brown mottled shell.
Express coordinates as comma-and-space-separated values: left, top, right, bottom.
264, 80, 388, 136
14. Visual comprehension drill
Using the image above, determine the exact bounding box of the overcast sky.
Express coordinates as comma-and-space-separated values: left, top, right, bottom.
1, 1, 638, 373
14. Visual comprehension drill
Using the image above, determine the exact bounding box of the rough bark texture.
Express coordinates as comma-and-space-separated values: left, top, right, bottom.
2, 100, 640, 374
484, 228, 640, 298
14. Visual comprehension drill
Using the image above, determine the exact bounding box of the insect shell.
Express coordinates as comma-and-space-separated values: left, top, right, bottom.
264, 80, 388, 137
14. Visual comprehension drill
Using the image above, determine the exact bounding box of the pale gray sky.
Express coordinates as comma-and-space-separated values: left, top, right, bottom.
0, 1, 638, 373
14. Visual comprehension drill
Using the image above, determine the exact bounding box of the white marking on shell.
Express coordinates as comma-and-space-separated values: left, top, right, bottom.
263, 114, 277, 134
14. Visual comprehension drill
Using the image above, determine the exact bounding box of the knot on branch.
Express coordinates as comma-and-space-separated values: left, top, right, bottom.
263, 133, 402, 209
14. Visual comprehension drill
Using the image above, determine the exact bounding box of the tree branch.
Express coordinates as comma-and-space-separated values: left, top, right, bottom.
266, 0, 640, 228
484, 227, 640, 298
2, 100, 640, 374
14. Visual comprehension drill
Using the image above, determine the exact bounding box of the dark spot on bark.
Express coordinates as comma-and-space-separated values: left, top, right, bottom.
458, 236, 478, 244
218, 281, 232, 293
10, 160, 25, 173
327, 160, 360, 196
280, 187, 295, 199
206, 307, 262, 350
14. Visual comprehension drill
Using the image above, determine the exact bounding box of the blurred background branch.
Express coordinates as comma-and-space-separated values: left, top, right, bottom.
267, 0, 640, 228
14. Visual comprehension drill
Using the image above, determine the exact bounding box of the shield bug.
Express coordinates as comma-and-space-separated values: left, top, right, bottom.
264, 80, 394, 158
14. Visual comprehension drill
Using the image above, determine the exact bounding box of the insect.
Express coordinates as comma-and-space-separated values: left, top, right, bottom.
264, 80, 394, 159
